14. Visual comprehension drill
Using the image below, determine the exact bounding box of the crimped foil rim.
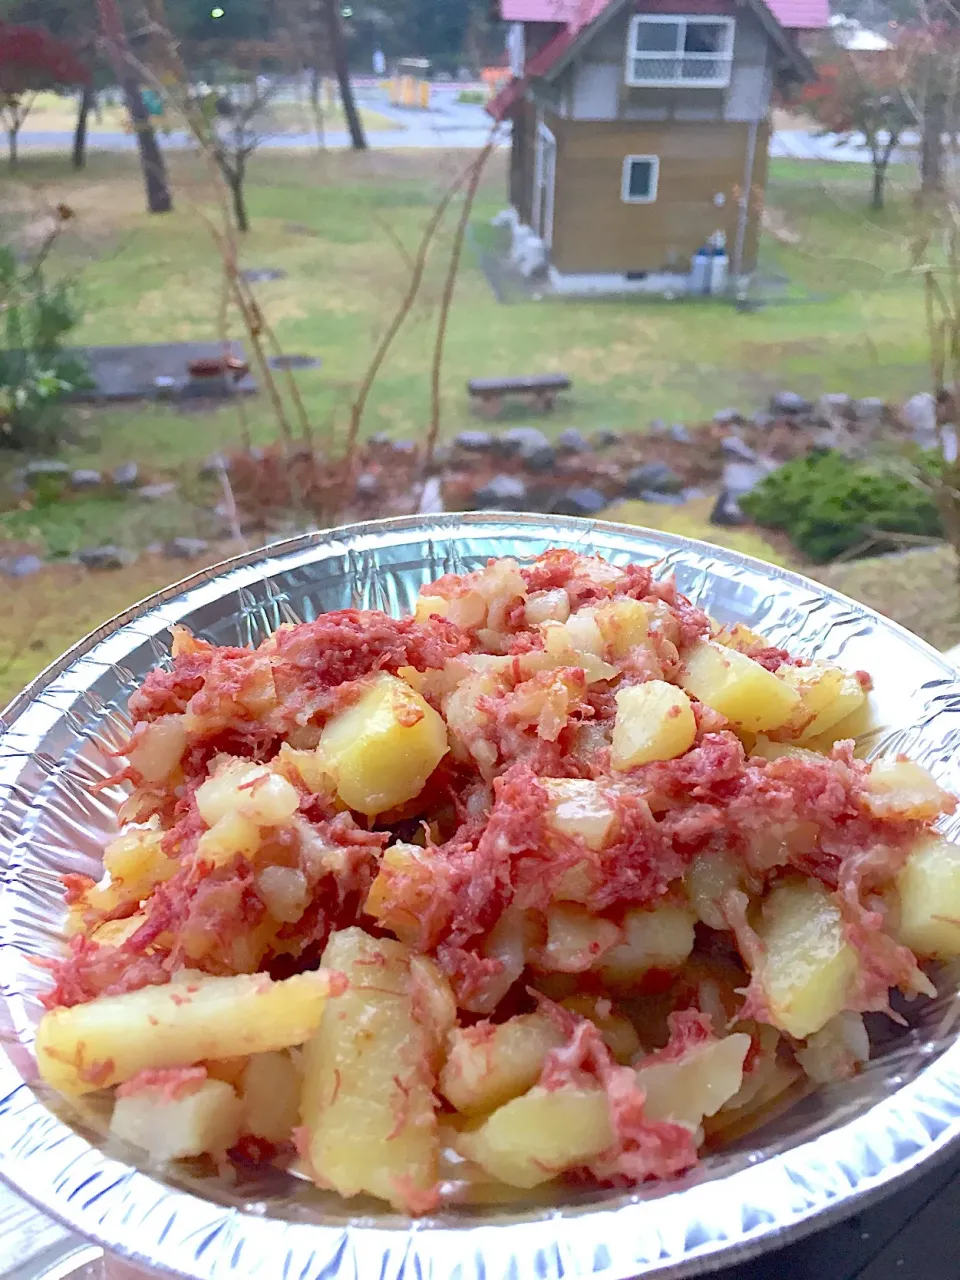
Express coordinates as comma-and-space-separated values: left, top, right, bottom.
0, 512, 958, 1280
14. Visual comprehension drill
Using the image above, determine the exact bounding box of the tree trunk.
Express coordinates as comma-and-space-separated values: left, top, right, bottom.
121, 78, 173, 214
308, 62, 325, 150
73, 87, 94, 170
871, 160, 886, 211
96, 0, 174, 214
8, 123, 18, 170
228, 167, 250, 234
323, 0, 367, 151
922, 93, 945, 195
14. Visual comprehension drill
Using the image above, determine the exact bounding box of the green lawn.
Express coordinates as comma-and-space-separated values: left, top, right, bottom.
0, 144, 943, 705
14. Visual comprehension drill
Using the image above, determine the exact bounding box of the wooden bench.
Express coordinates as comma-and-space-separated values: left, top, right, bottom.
468, 373, 572, 418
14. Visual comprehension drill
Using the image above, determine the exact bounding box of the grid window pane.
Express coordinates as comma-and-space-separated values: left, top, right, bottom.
635, 20, 681, 52
680, 56, 725, 80
684, 21, 728, 54
627, 160, 654, 200
631, 55, 681, 81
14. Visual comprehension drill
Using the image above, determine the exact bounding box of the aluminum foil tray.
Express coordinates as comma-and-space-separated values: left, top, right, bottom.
2, 513, 960, 1280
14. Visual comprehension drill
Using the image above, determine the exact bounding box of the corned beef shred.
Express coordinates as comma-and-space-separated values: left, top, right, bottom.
116, 1066, 207, 1101
39, 934, 171, 1009
537, 1001, 698, 1183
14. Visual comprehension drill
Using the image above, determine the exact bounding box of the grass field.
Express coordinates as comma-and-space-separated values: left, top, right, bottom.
0, 144, 947, 703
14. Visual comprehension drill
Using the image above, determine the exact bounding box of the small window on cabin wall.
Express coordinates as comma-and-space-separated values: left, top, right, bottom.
626, 14, 735, 88
622, 155, 660, 204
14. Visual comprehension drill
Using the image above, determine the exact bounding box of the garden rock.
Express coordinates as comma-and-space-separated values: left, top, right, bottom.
649, 419, 668, 437
669, 424, 691, 444
24, 460, 69, 486
556, 428, 588, 453
710, 490, 746, 527
713, 408, 743, 426
752, 412, 775, 430
392, 440, 417, 455
70, 469, 102, 490
1, 554, 44, 578
138, 482, 177, 501
356, 471, 379, 497
902, 393, 937, 444
165, 537, 209, 560
853, 397, 886, 422
369, 433, 392, 446
625, 463, 683, 495
552, 486, 607, 517
819, 392, 852, 416
770, 391, 812, 416
112, 462, 139, 488
593, 429, 622, 448
200, 452, 230, 477
79, 545, 126, 570
720, 435, 758, 462
474, 474, 528, 508
723, 460, 771, 497
455, 430, 495, 451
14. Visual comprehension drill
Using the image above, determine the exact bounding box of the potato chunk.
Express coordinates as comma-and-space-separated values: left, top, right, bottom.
862, 759, 953, 822
457, 1085, 612, 1188
595, 598, 651, 659
196, 760, 300, 829
84, 827, 177, 915
897, 836, 960, 958
319, 672, 448, 817
599, 903, 696, 987
299, 928, 446, 1211
756, 879, 860, 1039
542, 778, 617, 851
679, 640, 802, 733
36, 970, 334, 1096
438, 1013, 566, 1115
776, 663, 867, 742
364, 842, 438, 945
541, 903, 621, 973
110, 1077, 242, 1162
634, 1034, 750, 1130
611, 681, 696, 770
241, 1051, 302, 1143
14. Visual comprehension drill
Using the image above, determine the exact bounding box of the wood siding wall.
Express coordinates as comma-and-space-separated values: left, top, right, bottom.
547, 115, 767, 275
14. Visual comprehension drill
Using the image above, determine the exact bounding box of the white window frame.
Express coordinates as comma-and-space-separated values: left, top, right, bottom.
625, 13, 735, 89
621, 154, 660, 204
533, 122, 557, 246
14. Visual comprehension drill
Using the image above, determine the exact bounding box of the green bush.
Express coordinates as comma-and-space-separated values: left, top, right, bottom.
457, 89, 487, 105
740, 449, 943, 563
0, 241, 90, 452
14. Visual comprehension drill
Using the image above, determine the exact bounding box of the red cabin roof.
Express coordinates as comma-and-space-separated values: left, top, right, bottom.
499, 0, 828, 29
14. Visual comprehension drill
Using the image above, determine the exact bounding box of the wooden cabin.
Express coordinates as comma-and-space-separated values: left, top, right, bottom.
488, 0, 828, 294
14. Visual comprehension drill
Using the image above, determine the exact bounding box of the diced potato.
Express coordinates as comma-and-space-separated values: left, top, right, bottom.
364, 842, 438, 946
713, 622, 767, 652
464, 908, 541, 1014
299, 928, 443, 1211
750, 739, 823, 763
541, 614, 619, 684
90, 913, 148, 949
599, 903, 696, 987
111, 1077, 242, 1162
610, 681, 696, 770
319, 672, 449, 816
756, 879, 860, 1039
275, 742, 335, 797
241, 1051, 302, 1142
439, 1013, 566, 1114
524, 589, 571, 627
542, 778, 617, 852
795, 1011, 870, 1084
678, 640, 802, 734
197, 811, 262, 866
416, 591, 487, 629
595, 598, 651, 659
126, 716, 186, 784
409, 954, 457, 1057
36, 970, 335, 1096
634, 1033, 750, 1130
84, 828, 177, 915
560, 995, 642, 1064
257, 866, 310, 924
897, 835, 960, 957
541, 903, 621, 973
685, 850, 741, 931
862, 759, 953, 821
196, 760, 300, 829
776, 663, 867, 742
457, 1085, 612, 1188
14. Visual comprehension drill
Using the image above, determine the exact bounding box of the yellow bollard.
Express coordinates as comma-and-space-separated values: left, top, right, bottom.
419, 80, 430, 109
